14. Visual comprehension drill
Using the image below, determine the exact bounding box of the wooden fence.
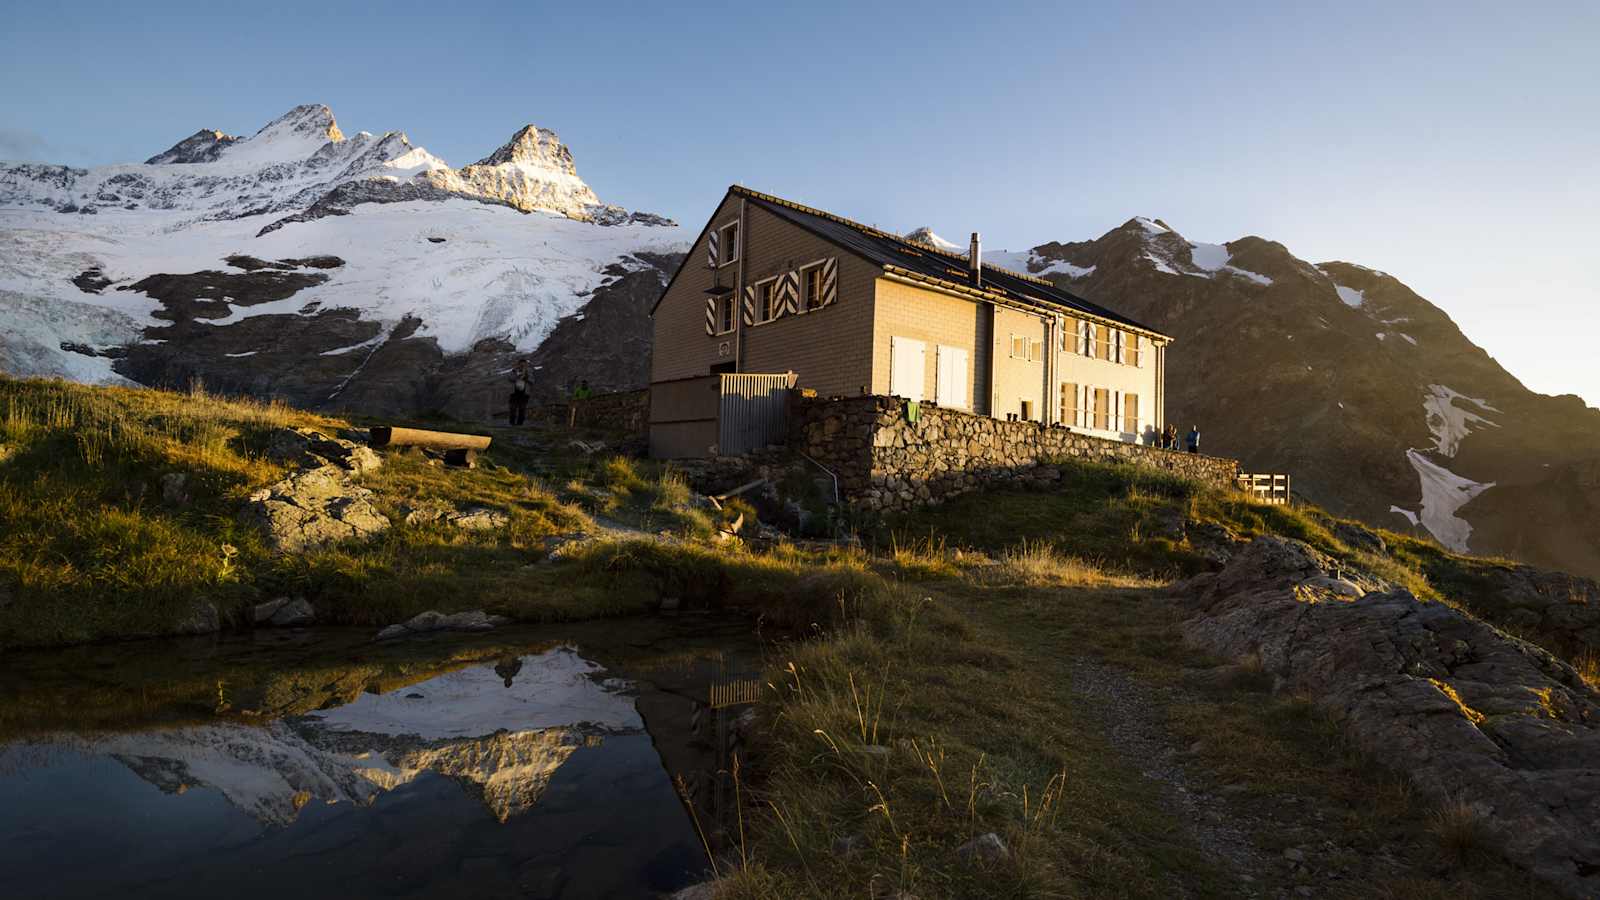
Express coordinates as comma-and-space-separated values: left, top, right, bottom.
1238, 472, 1292, 505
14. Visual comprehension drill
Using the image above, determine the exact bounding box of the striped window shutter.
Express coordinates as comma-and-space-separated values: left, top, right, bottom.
707, 230, 719, 268
821, 257, 838, 306
777, 271, 799, 317
704, 296, 716, 335
741, 285, 756, 326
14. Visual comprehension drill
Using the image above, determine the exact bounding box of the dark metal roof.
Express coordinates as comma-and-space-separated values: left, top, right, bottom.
734, 187, 1166, 337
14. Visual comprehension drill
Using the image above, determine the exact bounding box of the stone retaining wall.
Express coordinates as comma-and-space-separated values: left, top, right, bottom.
529, 389, 648, 435
790, 395, 1241, 513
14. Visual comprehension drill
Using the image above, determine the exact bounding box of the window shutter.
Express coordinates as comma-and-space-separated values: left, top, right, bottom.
705, 297, 716, 335
707, 230, 719, 268
778, 270, 799, 316
821, 257, 838, 306
1113, 330, 1124, 364
741, 285, 755, 326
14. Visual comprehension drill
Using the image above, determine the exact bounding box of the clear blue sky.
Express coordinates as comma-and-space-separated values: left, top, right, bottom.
4, 1, 1596, 404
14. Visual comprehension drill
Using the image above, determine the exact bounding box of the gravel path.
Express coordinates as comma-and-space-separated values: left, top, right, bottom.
1066, 658, 1271, 896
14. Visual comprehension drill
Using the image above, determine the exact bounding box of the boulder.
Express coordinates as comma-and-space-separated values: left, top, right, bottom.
174, 601, 220, 635
955, 832, 1009, 866
241, 465, 390, 553
374, 609, 511, 641
265, 427, 382, 475
1332, 521, 1386, 555
160, 472, 189, 506
254, 596, 315, 627
1182, 536, 1600, 898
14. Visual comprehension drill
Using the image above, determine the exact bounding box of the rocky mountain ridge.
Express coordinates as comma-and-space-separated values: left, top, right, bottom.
1002, 217, 1600, 579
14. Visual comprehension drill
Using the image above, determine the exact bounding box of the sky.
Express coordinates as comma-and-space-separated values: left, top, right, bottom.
3, 0, 1596, 403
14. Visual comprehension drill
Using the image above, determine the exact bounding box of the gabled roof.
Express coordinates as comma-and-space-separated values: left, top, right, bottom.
731, 187, 1168, 339
652, 185, 1169, 340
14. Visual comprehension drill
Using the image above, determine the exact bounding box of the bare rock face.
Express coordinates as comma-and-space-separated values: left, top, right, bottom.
418, 124, 601, 219
1181, 536, 1600, 897
144, 129, 241, 165
242, 465, 388, 553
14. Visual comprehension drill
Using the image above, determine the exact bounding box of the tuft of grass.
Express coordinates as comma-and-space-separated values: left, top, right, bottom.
978, 539, 1153, 589
1427, 797, 1493, 865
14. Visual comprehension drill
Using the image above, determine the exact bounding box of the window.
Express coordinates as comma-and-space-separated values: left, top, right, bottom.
717, 292, 735, 334
1113, 329, 1125, 364
1095, 325, 1112, 362
1060, 382, 1079, 427
1123, 393, 1140, 433
755, 278, 779, 322
1093, 388, 1111, 430
1129, 333, 1143, 367
1060, 316, 1076, 352
801, 262, 826, 311
1029, 339, 1043, 362
716, 221, 739, 267
936, 345, 968, 409
1010, 334, 1028, 359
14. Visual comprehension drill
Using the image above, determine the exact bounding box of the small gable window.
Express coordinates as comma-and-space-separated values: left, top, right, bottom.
717, 221, 739, 267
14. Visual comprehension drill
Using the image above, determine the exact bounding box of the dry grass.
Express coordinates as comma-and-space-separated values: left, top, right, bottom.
1427, 797, 1493, 865
976, 539, 1156, 589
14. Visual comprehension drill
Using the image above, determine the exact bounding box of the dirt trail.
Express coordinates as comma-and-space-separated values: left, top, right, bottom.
1065, 658, 1272, 897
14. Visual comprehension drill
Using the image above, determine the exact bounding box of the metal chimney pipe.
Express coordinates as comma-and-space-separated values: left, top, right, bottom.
969, 232, 982, 287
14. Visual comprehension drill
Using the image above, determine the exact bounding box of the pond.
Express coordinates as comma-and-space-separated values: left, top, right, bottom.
0, 617, 759, 899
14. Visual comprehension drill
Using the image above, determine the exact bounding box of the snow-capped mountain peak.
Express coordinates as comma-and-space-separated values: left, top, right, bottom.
474, 124, 577, 172
0, 104, 683, 413
903, 226, 963, 253
144, 129, 240, 165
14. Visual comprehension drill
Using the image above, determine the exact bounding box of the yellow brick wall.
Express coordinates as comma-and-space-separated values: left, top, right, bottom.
869, 278, 984, 410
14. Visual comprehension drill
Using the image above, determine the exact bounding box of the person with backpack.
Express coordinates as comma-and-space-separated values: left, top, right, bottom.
567, 379, 592, 429
1186, 425, 1200, 454
507, 360, 530, 426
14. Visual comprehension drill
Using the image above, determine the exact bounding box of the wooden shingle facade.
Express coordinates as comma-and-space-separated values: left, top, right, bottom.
649, 186, 1172, 457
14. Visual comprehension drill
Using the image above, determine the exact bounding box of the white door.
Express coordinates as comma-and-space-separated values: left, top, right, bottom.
890, 337, 926, 401
936, 345, 968, 409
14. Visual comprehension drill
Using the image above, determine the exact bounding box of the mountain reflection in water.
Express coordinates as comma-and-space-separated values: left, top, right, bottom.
0, 645, 706, 899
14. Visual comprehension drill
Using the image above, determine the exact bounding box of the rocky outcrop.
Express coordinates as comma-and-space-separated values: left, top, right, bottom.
242, 465, 389, 553
144, 129, 240, 165
242, 428, 388, 553
374, 610, 511, 641
1180, 536, 1600, 898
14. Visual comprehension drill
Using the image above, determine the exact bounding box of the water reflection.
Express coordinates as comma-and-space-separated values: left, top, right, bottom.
0, 645, 708, 899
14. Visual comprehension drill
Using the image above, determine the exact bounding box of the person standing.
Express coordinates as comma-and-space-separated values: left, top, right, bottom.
567, 378, 592, 429
1186, 425, 1200, 454
507, 361, 530, 426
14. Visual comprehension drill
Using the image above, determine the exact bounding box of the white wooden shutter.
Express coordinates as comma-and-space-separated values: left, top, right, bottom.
890, 337, 926, 401
936, 345, 968, 409
777, 271, 799, 316
1113, 330, 1124, 364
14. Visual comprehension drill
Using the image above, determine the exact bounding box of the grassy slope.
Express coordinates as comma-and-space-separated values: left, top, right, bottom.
0, 377, 733, 648
0, 377, 1577, 896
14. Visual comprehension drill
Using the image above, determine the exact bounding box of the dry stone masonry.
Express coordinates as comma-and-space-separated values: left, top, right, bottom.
790, 395, 1241, 513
